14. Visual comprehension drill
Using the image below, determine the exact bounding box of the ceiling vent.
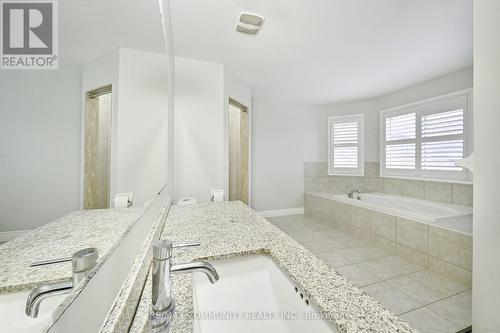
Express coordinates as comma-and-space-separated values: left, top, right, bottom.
236, 12, 265, 35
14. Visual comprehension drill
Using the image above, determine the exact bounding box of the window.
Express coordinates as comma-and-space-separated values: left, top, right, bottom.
328, 114, 364, 176
380, 91, 472, 182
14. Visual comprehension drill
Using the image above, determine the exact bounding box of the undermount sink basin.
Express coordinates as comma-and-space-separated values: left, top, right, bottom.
193, 255, 337, 333
0, 290, 67, 333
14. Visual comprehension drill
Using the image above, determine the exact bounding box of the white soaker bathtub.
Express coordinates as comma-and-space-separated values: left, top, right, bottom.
332, 192, 473, 235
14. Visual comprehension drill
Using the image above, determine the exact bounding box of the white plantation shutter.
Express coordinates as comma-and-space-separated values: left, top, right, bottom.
328, 114, 364, 175
386, 144, 416, 169
381, 92, 471, 182
386, 113, 416, 141
333, 122, 358, 168
421, 109, 464, 172
333, 146, 358, 168
384, 113, 416, 171
421, 140, 463, 171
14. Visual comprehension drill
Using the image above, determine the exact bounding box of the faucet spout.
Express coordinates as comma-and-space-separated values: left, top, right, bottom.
348, 189, 361, 199
171, 261, 219, 283
25, 247, 98, 319
25, 281, 73, 318
150, 240, 219, 333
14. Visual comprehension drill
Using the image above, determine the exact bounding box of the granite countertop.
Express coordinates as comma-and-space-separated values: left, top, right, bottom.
0, 207, 144, 294
130, 201, 416, 333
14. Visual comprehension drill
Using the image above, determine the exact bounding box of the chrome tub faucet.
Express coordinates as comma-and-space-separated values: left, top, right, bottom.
25, 247, 98, 318
150, 240, 219, 333
348, 189, 361, 200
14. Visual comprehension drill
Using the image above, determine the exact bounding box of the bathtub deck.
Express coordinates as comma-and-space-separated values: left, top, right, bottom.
309, 191, 472, 235
269, 214, 472, 333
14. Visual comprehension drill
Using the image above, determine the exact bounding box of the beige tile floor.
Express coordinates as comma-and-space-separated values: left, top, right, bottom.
269, 214, 472, 333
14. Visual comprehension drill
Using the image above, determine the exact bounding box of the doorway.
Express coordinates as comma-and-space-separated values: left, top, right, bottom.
83, 86, 112, 209
228, 98, 249, 204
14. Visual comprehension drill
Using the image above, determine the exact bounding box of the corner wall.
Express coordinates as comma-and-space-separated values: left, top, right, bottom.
174, 57, 252, 204
174, 57, 225, 203
116, 48, 169, 206
472, 0, 500, 329
83, 48, 169, 207
251, 99, 322, 211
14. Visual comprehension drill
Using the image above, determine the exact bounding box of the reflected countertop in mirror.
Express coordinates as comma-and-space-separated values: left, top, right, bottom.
0, 207, 144, 294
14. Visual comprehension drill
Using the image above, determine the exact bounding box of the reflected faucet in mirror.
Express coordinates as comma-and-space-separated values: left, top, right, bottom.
25, 248, 98, 318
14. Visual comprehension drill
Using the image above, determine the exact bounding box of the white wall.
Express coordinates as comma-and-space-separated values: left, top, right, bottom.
174, 57, 225, 202
251, 99, 322, 211
473, 1, 500, 330
174, 57, 252, 203
116, 48, 169, 206
318, 67, 473, 163
378, 67, 473, 110
0, 62, 82, 232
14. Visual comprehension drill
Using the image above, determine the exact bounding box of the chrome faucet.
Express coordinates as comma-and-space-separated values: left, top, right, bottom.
150, 240, 219, 333
348, 189, 361, 200
25, 247, 98, 318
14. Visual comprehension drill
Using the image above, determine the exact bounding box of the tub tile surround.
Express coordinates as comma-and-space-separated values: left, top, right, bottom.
428, 227, 473, 271
130, 202, 417, 333
402, 180, 425, 199
304, 192, 473, 287
304, 162, 473, 207
371, 212, 396, 241
271, 215, 472, 332
396, 218, 429, 254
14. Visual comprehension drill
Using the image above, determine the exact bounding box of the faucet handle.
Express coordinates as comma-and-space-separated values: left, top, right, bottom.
72, 248, 98, 273
153, 240, 200, 260
29, 247, 98, 268
172, 242, 200, 249
72, 247, 99, 286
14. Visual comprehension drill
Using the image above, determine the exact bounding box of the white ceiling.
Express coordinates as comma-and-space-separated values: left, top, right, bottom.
170, 0, 472, 104
60, 0, 165, 64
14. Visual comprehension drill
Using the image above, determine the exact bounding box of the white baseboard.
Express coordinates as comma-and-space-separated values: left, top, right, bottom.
0, 230, 30, 242
258, 207, 304, 218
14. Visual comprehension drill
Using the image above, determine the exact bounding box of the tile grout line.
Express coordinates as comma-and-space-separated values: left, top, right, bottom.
399, 289, 470, 329
388, 273, 470, 315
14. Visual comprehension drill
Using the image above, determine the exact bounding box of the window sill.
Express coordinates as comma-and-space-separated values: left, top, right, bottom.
380, 174, 473, 185
328, 173, 364, 177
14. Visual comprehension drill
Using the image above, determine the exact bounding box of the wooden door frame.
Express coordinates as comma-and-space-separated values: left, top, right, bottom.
226, 97, 251, 205
83, 85, 112, 209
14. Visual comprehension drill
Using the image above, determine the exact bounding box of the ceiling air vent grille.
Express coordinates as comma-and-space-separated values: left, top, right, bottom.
236, 12, 265, 35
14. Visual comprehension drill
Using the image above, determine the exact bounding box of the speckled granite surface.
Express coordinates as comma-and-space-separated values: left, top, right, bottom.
130, 202, 417, 333
99, 197, 171, 333
0, 208, 144, 294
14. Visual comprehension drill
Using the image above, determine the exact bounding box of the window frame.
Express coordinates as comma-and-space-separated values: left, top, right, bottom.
380, 89, 473, 184
328, 113, 365, 176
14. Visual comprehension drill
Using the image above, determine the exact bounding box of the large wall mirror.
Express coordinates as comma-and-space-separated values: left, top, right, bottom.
0, 0, 172, 331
